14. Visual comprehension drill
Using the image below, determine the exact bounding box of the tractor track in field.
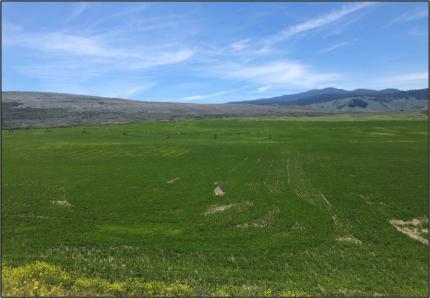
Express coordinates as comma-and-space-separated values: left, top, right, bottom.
287, 155, 360, 243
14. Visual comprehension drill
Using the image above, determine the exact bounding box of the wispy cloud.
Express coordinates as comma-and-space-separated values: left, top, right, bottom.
229, 39, 251, 51
384, 9, 427, 28
4, 3, 425, 102
321, 41, 349, 53
86, 4, 149, 30
14, 63, 105, 83
182, 87, 245, 101
64, 3, 89, 24
257, 85, 271, 92
384, 72, 428, 83
126, 49, 195, 70
13, 61, 156, 99
3, 17, 194, 99
377, 71, 428, 90
264, 3, 373, 48
6, 28, 195, 67
110, 84, 156, 99
214, 60, 341, 88
4, 21, 195, 73
6, 31, 116, 57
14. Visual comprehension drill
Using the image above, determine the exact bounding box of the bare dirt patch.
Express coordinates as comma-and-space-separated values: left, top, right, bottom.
204, 201, 253, 216
50, 200, 72, 208
204, 204, 235, 215
213, 185, 225, 197
336, 236, 362, 244
389, 217, 428, 245
167, 177, 180, 184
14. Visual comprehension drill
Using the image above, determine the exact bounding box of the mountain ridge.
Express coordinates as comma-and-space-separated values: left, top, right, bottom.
228, 87, 428, 106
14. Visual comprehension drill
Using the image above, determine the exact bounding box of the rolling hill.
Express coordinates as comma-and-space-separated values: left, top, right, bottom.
229, 88, 429, 113
1, 91, 312, 129
2, 88, 428, 129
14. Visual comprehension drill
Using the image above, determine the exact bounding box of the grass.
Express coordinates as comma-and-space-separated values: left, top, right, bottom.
2, 114, 428, 296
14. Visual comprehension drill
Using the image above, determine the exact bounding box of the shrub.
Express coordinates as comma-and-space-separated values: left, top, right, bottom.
2, 261, 306, 296
2, 261, 70, 296
348, 98, 368, 108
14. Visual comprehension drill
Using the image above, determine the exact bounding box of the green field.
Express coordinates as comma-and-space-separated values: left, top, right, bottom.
2, 115, 429, 296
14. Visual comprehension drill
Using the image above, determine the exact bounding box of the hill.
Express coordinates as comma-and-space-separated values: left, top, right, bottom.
2, 91, 312, 128
229, 88, 428, 113
3, 89, 428, 129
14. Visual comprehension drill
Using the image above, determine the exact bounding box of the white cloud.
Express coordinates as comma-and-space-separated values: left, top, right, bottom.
229, 39, 251, 51
65, 3, 89, 24
321, 41, 349, 53
384, 9, 427, 28
182, 87, 245, 101
5, 29, 118, 57
109, 84, 155, 99
376, 72, 428, 90
127, 49, 195, 70
215, 60, 341, 88
264, 3, 373, 47
6, 28, 196, 66
257, 86, 271, 92
40, 33, 117, 57
4, 24, 195, 72
3, 20, 192, 97
87, 4, 149, 29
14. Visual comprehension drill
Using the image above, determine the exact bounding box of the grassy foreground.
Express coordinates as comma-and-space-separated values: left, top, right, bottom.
2, 115, 428, 296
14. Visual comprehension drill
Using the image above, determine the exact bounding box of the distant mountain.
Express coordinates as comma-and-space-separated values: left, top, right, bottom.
229, 88, 429, 107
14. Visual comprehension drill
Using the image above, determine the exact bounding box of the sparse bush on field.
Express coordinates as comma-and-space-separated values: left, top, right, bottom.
2, 262, 192, 296
2, 261, 306, 296
2, 261, 71, 296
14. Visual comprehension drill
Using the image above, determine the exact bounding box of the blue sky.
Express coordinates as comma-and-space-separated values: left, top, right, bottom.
3, 2, 428, 103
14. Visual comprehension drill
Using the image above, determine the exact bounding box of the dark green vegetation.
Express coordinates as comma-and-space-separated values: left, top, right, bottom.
2, 115, 429, 296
